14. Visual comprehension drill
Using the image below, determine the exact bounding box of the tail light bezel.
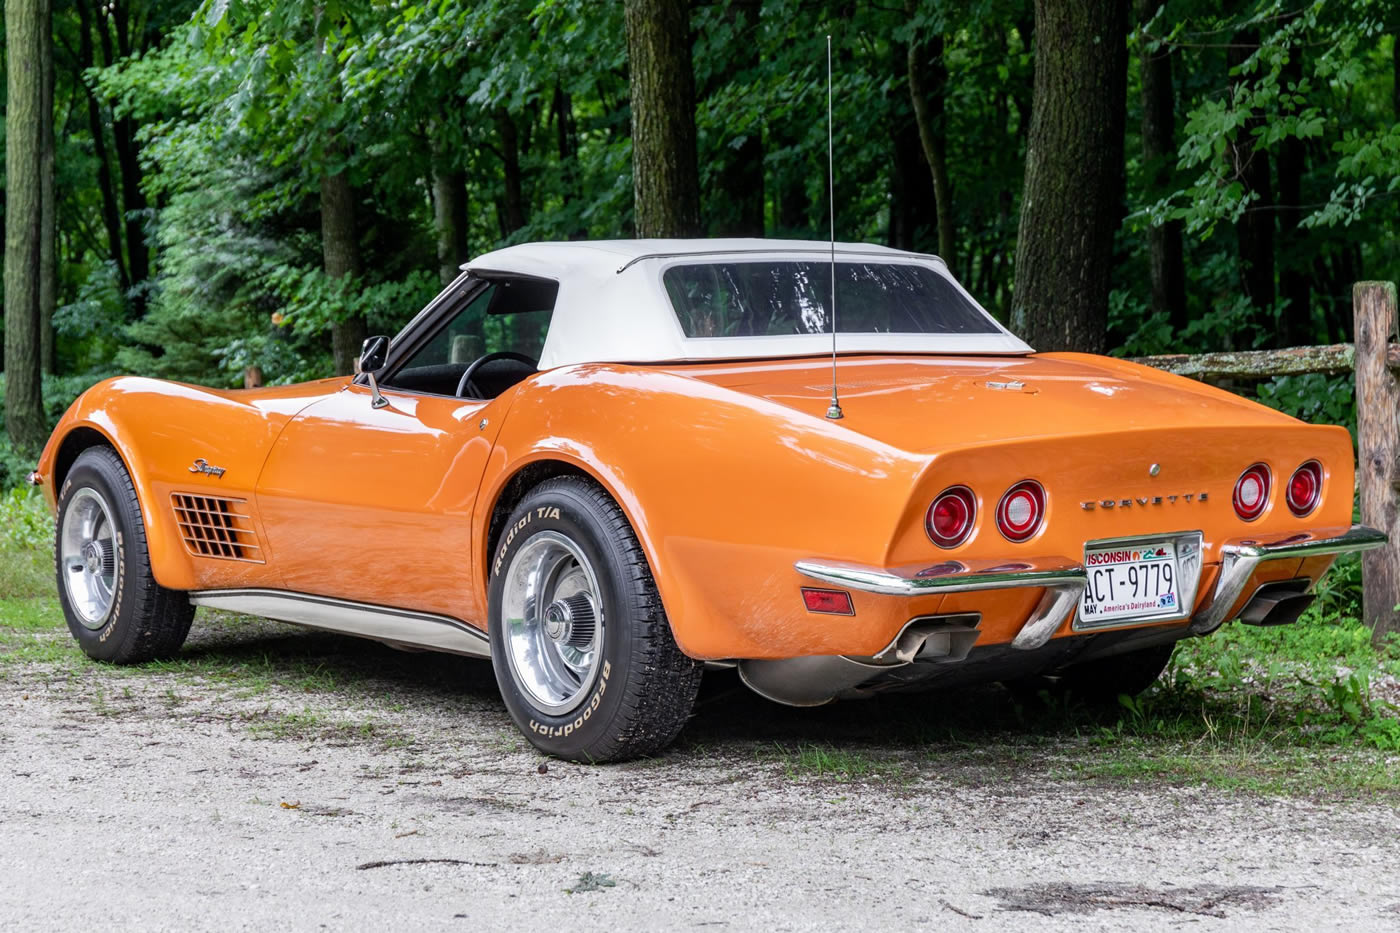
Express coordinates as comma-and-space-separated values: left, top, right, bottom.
995, 480, 1047, 543
926, 485, 978, 549
1286, 460, 1323, 517
1233, 462, 1272, 522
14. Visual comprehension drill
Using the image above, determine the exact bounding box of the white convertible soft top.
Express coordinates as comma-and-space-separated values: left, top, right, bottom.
463, 238, 1032, 369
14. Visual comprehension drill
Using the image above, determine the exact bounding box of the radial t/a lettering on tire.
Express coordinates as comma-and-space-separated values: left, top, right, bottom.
488, 476, 702, 762
55, 447, 195, 664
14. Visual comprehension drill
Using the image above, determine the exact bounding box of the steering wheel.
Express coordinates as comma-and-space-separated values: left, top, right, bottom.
454, 351, 538, 399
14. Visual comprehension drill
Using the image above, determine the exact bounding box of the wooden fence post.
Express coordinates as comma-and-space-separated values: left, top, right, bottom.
1354, 281, 1400, 646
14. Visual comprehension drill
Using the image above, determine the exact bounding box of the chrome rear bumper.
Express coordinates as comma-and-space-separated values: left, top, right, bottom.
795, 556, 1087, 651
1186, 525, 1387, 634
795, 524, 1386, 649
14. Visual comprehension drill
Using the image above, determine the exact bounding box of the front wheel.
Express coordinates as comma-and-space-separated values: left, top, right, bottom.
488, 477, 701, 762
55, 447, 194, 663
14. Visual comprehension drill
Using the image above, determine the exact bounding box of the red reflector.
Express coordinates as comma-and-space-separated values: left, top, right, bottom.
801, 588, 854, 615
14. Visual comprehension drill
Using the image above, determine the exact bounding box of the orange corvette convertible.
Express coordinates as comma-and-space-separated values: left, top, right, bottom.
31, 239, 1385, 761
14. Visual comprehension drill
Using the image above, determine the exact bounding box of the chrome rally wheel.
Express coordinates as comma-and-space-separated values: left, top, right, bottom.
501, 531, 605, 716
59, 487, 120, 629
487, 476, 702, 763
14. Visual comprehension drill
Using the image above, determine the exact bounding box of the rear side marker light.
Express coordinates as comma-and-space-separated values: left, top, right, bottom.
926, 485, 977, 548
801, 588, 854, 615
996, 480, 1046, 543
1233, 463, 1271, 521
1286, 460, 1323, 517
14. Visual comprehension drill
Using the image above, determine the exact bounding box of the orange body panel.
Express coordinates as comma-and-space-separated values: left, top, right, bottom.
34, 353, 1357, 662
253, 383, 510, 622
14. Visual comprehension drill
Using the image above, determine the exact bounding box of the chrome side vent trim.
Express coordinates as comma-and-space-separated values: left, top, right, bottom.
171, 493, 264, 563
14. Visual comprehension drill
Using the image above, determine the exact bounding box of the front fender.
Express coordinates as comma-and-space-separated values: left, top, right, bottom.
36, 376, 339, 592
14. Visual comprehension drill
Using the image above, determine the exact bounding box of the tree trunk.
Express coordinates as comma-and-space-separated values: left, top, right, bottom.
431, 132, 469, 287
888, 41, 939, 253
1135, 0, 1186, 332
39, 0, 56, 374
906, 15, 955, 266
552, 84, 580, 223
495, 108, 528, 236
75, 0, 129, 293
624, 0, 703, 237
1228, 31, 1275, 337
709, 0, 764, 237
776, 169, 808, 233
433, 168, 470, 287
4, 0, 49, 451
1010, 0, 1127, 352
95, 0, 149, 315
321, 170, 365, 376
1275, 53, 1311, 345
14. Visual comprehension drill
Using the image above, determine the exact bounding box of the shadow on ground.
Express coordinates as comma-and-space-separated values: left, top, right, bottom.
168, 610, 1175, 756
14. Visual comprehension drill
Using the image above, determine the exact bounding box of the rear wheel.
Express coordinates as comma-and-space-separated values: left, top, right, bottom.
56, 447, 194, 663
488, 476, 702, 762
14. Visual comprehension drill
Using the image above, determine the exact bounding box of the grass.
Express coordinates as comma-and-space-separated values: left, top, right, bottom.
1, 488, 54, 601
4, 486, 1399, 796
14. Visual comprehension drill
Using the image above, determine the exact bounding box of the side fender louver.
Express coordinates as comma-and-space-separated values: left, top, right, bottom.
170, 493, 264, 563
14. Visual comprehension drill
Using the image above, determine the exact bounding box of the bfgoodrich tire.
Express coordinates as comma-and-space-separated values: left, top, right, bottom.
488, 476, 702, 762
55, 447, 195, 663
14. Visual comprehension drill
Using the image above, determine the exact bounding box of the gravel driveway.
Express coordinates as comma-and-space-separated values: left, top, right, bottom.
2, 614, 1399, 931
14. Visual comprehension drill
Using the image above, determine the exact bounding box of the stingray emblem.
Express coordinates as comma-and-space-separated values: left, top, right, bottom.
190, 458, 227, 478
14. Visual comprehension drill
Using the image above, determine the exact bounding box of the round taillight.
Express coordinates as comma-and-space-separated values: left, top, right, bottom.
1286, 460, 1323, 517
1233, 463, 1271, 521
995, 480, 1045, 543
926, 486, 976, 548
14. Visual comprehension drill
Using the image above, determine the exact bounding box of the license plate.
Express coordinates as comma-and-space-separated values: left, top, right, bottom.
1079, 540, 1182, 626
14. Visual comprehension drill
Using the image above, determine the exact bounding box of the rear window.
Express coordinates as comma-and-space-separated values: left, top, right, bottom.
662, 261, 997, 338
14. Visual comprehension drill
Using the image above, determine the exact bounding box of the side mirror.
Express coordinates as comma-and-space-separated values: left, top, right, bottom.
355, 335, 391, 409
355, 335, 389, 375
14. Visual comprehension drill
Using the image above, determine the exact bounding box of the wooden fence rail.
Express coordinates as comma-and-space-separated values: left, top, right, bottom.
1135, 282, 1399, 646
1133, 342, 1400, 380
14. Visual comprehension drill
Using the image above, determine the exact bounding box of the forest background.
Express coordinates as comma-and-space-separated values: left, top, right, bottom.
1, 0, 1398, 489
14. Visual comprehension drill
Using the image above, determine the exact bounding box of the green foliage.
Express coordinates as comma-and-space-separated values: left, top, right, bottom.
0, 373, 100, 489
0, 489, 53, 600
9, 0, 1398, 461
1312, 554, 1364, 617
1255, 373, 1358, 438
0, 487, 53, 552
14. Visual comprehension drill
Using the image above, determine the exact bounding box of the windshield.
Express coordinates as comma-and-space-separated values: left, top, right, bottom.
662, 261, 997, 339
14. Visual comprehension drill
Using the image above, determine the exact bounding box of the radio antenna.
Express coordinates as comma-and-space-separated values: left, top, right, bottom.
824, 34, 844, 421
